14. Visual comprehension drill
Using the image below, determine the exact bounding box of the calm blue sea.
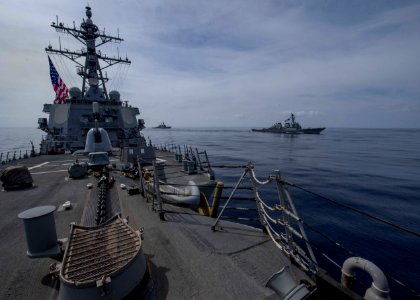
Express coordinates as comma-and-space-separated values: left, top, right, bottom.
1, 127, 419, 299
144, 127, 420, 299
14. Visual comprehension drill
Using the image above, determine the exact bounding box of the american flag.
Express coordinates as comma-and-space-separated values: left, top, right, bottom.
48, 56, 68, 104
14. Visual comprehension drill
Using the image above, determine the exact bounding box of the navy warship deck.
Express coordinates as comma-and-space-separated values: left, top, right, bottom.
0, 5, 404, 299
0, 151, 312, 299
0, 7, 313, 298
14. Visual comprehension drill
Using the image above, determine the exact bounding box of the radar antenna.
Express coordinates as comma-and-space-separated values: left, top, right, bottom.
45, 6, 131, 100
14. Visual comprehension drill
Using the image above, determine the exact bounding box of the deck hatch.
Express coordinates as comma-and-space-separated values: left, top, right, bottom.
61, 215, 140, 284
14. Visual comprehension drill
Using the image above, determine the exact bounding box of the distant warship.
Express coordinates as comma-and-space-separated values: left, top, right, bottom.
38, 6, 145, 154
1, 6, 412, 300
153, 122, 171, 129
252, 113, 325, 134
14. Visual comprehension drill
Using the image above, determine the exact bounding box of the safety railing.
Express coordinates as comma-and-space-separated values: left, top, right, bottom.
0, 143, 39, 165
212, 164, 318, 274
208, 164, 420, 299
135, 140, 420, 299
153, 143, 213, 177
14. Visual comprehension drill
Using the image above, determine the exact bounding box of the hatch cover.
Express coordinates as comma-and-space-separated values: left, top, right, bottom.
61, 215, 141, 285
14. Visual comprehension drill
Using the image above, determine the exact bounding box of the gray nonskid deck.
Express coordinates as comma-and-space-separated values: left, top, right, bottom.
122, 191, 309, 299
0, 153, 312, 299
115, 159, 312, 299
104, 151, 312, 298
0, 154, 89, 299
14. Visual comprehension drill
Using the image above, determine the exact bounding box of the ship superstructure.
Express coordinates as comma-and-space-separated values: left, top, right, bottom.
252, 113, 325, 134
38, 6, 145, 154
1, 6, 416, 300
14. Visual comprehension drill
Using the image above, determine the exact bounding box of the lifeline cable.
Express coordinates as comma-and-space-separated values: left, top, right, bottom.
302, 218, 420, 298
237, 167, 419, 296
283, 180, 420, 238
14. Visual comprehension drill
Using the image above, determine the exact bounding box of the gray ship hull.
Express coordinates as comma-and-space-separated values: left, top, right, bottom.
252, 127, 325, 134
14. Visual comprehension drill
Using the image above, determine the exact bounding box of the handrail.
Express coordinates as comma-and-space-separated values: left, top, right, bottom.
248, 165, 317, 274
282, 180, 420, 238
144, 143, 420, 298
1, 146, 39, 166
152, 142, 215, 176
211, 164, 318, 274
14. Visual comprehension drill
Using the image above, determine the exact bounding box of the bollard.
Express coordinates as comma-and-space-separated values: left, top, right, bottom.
18, 205, 61, 258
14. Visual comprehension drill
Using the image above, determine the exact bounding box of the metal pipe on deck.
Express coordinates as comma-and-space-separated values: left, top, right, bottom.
195, 148, 203, 170
196, 182, 223, 217
203, 150, 212, 172
210, 182, 224, 218
341, 257, 391, 300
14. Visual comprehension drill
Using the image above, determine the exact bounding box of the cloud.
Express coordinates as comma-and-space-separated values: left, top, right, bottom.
0, 0, 419, 128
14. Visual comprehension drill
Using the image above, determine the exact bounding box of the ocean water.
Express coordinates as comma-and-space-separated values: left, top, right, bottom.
1, 127, 419, 299
144, 127, 420, 299
0, 127, 44, 157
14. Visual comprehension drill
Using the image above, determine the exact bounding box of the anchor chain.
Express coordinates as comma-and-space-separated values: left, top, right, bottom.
95, 171, 114, 225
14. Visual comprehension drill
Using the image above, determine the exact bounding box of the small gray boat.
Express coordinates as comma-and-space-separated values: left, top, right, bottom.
252, 113, 325, 134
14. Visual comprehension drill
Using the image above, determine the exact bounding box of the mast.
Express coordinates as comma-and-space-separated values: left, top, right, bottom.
45, 6, 131, 101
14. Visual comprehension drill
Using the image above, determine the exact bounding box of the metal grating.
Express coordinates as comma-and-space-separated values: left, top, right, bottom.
61, 215, 141, 284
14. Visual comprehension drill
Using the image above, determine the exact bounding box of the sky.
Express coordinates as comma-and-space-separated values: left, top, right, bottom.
0, 0, 419, 128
